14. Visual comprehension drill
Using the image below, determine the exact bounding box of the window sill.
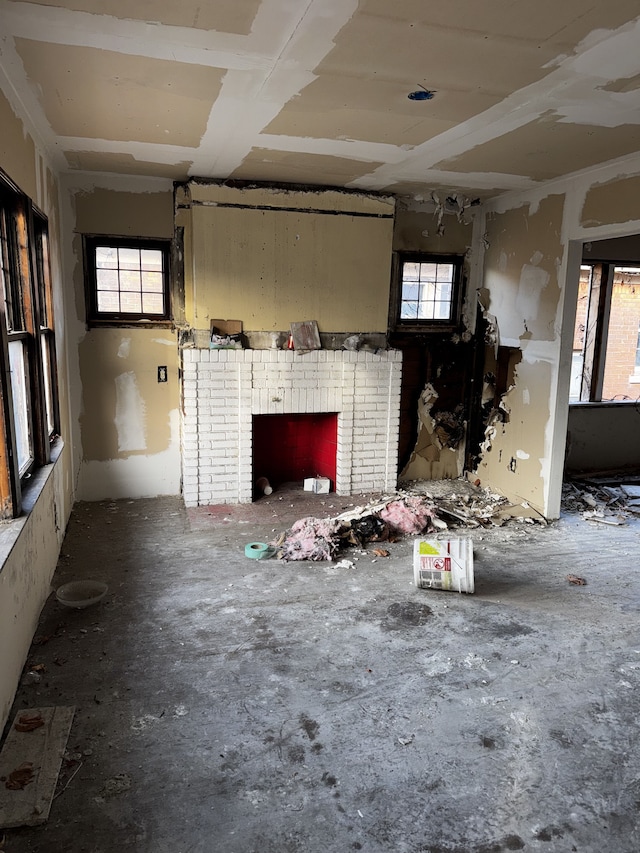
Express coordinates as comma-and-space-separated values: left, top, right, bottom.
87, 319, 175, 330
0, 437, 64, 572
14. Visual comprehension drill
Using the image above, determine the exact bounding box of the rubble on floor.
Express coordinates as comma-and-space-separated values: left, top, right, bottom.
562, 475, 640, 525
272, 479, 544, 561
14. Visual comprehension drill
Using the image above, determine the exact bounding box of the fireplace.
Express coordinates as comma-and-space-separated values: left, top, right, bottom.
180, 348, 402, 505
253, 413, 338, 492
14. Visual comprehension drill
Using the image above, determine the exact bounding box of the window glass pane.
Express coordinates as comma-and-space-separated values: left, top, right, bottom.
401, 301, 419, 319
436, 263, 454, 282
8, 339, 31, 474
601, 266, 640, 401
403, 262, 420, 281
142, 292, 165, 314
419, 263, 438, 281
118, 248, 141, 270
40, 332, 54, 435
120, 291, 142, 313
119, 269, 142, 292
416, 302, 436, 320
96, 269, 120, 291
97, 291, 120, 312
95, 246, 118, 269
142, 271, 164, 293
401, 282, 420, 301
434, 301, 451, 320
141, 250, 163, 272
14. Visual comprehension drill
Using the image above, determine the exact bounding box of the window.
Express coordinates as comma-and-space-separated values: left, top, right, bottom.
570, 261, 640, 402
390, 253, 463, 331
0, 172, 59, 516
84, 236, 171, 325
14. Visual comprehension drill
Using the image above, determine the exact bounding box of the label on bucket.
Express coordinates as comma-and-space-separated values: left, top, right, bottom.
418, 555, 451, 572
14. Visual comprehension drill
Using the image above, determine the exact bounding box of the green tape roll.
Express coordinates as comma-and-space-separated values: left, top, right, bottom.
245, 542, 269, 559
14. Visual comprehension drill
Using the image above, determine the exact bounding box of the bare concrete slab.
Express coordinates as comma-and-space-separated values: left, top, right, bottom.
2, 493, 640, 852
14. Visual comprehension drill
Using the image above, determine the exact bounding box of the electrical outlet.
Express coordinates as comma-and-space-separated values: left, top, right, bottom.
157, 365, 168, 383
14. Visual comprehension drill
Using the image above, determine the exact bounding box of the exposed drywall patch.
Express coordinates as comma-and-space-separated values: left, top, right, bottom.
78, 329, 178, 463
114, 372, 146, 452
601, 72, 640, 93
516, 263, 551, 318
117, 338, 131, 359
482, 195, 564, 344
15, 39, 223, 146
401, 384, 466, 482
581, 174, 640, 228
77, 409, 181, 501
434, 114, 640, 182
17, 0, 261, 33
516, 449, 530, 460
229, 149, 385, 187
64, 151, 193, 180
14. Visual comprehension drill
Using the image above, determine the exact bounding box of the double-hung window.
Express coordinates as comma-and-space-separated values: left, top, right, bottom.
0, 173, 59, 516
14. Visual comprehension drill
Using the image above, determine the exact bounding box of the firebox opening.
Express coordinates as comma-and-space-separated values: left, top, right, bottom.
252, 413, 338, 497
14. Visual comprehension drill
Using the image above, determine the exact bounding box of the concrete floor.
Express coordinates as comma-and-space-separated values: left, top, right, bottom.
3, 488, 640, 853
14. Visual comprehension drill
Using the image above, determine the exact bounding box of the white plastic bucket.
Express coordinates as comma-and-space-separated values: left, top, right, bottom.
413, 538, 474, 593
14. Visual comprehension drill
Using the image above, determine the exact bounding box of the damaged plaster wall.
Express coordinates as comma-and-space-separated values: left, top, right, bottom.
177, 181, 395, 333
0, 86, 73, 732
473, 194, 566, 515
392, 201, 476, 480
65, 179, 181, 500
400, 383, 466, 481
474, 155, 640, 518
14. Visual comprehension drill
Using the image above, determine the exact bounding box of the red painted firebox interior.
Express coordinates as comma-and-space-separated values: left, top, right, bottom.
252, 413, 338, 494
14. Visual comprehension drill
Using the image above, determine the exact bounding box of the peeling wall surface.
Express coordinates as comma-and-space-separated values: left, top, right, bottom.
474, 195, 566, 515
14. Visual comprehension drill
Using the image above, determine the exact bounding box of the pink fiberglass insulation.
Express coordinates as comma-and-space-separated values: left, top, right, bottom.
275, 516, 342, 561
379, 497, 434, 534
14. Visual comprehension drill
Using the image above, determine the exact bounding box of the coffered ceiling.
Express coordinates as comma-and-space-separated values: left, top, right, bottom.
1, 0, 639, 199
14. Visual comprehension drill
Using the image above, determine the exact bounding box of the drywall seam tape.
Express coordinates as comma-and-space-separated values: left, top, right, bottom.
245, 542, 269, 559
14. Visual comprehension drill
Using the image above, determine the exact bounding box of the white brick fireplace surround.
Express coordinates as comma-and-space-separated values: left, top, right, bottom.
181, 348, 403, 506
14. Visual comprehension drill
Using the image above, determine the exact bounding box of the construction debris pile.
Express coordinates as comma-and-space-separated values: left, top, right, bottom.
562, 477, 640, 526
272, 483, 543, 561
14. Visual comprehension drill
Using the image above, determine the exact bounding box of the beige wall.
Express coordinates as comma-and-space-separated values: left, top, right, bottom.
393, 207, 473, 255
179, 182, 395, 333
0, 86, 73, 732
475, 156, 640, 518
66, 181, 181, 500
474, 194, 566, 514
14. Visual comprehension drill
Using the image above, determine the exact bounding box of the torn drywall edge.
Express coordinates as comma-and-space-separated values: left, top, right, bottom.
401, 384, 466, 481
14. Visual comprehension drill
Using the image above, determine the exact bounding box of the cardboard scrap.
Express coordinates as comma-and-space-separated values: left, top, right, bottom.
0, 706, 75, 828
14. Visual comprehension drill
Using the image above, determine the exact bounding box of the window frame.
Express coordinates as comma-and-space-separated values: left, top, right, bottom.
570, 260, 640, 403
389, 251, 464, 333
0, 170, 60, 517
83, 234, 172, 327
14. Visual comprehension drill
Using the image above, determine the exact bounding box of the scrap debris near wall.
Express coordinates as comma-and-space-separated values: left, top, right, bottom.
562, 477, 640, 525
401, 385, 466, 481
272, 481, 544, 561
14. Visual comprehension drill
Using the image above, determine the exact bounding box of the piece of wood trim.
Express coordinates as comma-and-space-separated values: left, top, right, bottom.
0, 706, 75, 828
